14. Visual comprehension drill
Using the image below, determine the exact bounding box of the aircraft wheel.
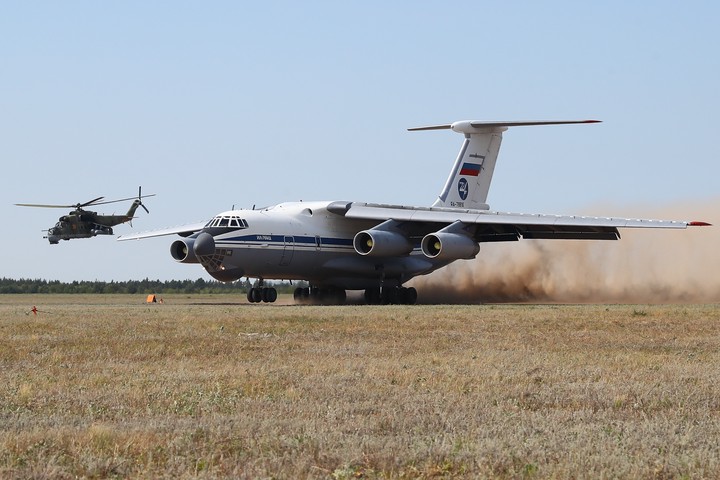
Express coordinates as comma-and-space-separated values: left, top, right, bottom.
364, 287, 381, 305
294, 287, 311, 304
397, 287, 417, 305
322, 287, 346, 305
335, 288, 346, 304
405, 287, 418, 305
262, 287, 277, 303
246, 288, 255, 303
381, 287, 399, 305
249, 287, 262, 303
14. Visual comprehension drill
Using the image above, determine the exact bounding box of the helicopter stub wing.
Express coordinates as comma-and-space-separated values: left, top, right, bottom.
117, 221, 208, 240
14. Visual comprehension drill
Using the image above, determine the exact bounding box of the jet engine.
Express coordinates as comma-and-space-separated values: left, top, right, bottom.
170, 232, 215, 263
170, 238, 199, 263
353, 229, 413, 257
421, 232, 479, 261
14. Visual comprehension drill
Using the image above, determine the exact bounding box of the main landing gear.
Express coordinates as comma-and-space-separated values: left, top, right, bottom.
293, 286, 347, 305
248, 281, 418, 305
291, 286, 418, 305
364, 286, 417, 305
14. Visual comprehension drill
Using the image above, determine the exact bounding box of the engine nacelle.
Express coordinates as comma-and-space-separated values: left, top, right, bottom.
171, 238, 199, 263
353, 229, 413, 257
421, 232, 479, 261
170, 232, 216, 263
193, 232, 215, 256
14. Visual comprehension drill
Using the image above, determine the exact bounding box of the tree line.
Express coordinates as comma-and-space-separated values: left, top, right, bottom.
0, 278, 305, 295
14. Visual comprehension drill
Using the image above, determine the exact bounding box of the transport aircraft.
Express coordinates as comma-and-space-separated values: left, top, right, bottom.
118, 120, 709, 304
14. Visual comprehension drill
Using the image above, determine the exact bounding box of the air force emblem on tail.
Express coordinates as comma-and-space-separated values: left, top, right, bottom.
457, 178, 469, 201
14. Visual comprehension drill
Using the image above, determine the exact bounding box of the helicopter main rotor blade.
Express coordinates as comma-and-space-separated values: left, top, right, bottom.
16, 195, 106, 209
92, 193, 156, 206
15, 203, 81, 208
79, 196, 106, 207
16, 188, 155, 209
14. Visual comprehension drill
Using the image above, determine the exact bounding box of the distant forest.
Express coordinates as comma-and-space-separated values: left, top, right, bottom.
0, 278, 305, 295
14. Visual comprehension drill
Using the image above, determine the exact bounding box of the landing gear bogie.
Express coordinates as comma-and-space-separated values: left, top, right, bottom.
293, 286, 346, 305
364, 286, 417, 305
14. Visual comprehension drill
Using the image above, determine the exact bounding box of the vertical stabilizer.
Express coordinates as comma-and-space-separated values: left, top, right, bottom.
408, 120, 600, 210
433, 127, 503, 209
126, 199, 142, 218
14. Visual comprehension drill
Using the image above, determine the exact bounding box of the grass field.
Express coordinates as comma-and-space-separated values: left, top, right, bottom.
1, 294, 719, 478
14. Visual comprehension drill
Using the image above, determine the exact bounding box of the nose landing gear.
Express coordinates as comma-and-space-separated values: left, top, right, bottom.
247, 287, 277, 303
246, 279, 277, 303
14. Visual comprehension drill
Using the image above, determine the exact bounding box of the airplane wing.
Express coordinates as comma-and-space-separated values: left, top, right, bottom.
327, 201, 709, 242
117, 221, 208, 241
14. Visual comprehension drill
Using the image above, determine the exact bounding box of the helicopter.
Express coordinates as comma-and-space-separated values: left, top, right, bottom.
16, 187, 155, 244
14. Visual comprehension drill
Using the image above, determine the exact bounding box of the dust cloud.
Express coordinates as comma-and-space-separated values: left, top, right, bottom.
410, 199, 720, 304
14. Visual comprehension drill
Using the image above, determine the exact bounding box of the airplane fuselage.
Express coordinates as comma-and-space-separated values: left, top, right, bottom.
172, 201, 447, 290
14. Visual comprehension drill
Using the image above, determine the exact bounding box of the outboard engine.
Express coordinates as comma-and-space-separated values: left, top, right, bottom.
170, 238, 199, 263
170, 232, 215, 263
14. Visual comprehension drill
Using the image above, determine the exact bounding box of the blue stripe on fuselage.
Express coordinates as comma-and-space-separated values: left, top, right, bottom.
221, 234, 353, 247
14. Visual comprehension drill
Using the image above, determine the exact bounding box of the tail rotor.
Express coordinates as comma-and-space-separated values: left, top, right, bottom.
137, 186, 150, 214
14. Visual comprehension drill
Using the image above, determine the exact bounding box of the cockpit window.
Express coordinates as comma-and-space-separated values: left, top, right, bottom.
206, 216, 249, 229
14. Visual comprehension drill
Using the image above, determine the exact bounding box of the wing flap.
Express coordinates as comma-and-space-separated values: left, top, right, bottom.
520, 229, 619, 241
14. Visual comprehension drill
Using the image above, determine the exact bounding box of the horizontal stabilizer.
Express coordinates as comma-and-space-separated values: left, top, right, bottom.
408, 119, 601, 131
409, 119, 602, 209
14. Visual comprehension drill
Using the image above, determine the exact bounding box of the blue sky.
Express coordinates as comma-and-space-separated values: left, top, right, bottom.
2, 1, 718, 282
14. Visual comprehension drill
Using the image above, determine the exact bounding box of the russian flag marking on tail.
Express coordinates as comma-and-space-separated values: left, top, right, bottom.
459, 162, 482, 176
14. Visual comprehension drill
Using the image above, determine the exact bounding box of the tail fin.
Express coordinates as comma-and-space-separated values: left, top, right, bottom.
126, 199, 142, 218
409, 120, 600, 210
125, 186, 152, 219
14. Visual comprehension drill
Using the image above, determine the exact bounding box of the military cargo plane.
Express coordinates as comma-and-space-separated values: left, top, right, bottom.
119, 120, 709, 304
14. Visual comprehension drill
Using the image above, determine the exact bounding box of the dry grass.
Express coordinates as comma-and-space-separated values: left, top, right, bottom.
1, 294, 719, 478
